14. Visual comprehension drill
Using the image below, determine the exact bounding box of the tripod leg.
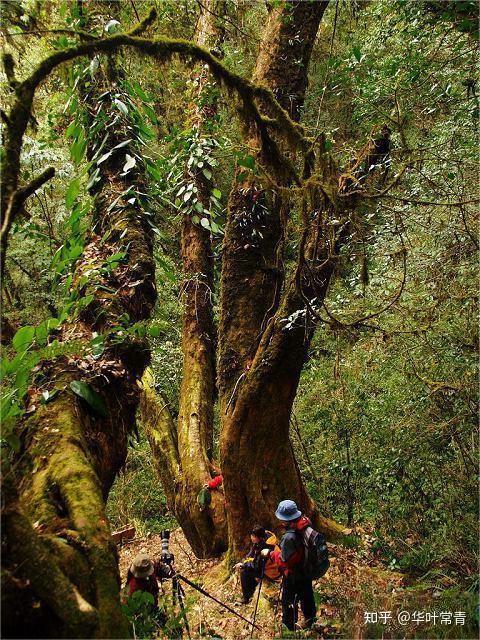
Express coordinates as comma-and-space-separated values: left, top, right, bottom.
172, 576, 178, 606
177, 582, 191, 640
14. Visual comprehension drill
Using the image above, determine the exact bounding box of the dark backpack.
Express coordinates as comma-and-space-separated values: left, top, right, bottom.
299, 526, 330, 579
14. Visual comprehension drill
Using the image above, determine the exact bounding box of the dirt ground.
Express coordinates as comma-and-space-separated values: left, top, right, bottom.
118, 528, 408, 639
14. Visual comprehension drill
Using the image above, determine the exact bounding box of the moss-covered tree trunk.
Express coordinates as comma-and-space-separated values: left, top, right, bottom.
142, 0, 227, 558
1, 18, 156, 638
218, 0, 348, 555
218, 1, 328, 401
221, 192, 348, 554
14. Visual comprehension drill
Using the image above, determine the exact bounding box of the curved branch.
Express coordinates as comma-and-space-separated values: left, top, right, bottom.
321, 231, 408, 329
22, 30, 306, 151
129, 6, 158, 35
1, 167, 55, 275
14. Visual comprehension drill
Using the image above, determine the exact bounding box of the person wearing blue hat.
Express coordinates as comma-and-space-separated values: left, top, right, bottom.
261, 499, 317, 631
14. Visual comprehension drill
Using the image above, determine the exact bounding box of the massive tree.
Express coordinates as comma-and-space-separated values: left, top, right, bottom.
218, 0, 345, 554
218, 0, 392, 554
1, 12, 157, 638
144, 0, 350, 557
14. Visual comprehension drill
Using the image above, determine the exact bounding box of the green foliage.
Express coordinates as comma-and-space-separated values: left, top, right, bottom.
289, 0, 478, 622
69, 380, 107, 417
107, 432, 177, 536
121, 585, 193, 639
121, 590, 159, 639
0, 334, 83, 459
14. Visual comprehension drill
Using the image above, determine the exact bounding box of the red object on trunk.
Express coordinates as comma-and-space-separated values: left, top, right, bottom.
207, 474, 223, 490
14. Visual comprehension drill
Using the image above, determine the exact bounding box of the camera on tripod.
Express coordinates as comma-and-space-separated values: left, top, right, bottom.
160, 529, 175, 566
156, 529, 256, 633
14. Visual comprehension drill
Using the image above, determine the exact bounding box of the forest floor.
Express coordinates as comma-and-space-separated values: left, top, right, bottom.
117, 527, 450, 639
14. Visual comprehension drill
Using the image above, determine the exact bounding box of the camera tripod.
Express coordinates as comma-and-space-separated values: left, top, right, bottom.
171, 572, 191, 639
158, 530, 261, 634
158, 531, 191, 639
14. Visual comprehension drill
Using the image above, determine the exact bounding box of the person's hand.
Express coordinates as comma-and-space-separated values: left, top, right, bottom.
260, 548, 270, 558
233, 562, 243, 571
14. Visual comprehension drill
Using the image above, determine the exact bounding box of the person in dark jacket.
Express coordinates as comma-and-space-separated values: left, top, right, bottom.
261, 500, 317, 631
234, 525, 280, 604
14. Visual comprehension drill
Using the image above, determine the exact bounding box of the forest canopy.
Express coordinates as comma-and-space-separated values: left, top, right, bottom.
0, 1, 478, 639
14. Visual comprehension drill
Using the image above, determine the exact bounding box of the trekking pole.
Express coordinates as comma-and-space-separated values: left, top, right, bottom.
250, 560, 265, 639
176, 572, 261, 630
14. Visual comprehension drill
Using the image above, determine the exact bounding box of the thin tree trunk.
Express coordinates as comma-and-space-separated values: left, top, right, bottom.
142, 0, 228, 558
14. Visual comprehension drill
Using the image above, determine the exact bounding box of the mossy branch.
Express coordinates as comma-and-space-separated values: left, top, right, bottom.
140, 367, 180, 501
1, 167, 55, 275
129, 6, 158, 35
1, 6, 309, 274
21, 35, 306, 150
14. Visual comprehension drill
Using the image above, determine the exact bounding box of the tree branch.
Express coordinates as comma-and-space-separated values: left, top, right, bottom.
15, 167, 56, 204
1, 167, 55, 275
129, 6, 157, 35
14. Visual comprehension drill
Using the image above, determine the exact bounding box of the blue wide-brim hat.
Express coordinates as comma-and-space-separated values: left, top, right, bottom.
275, 499, 302, 521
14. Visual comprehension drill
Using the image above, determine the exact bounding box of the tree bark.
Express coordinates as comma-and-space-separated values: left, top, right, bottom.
142, 0, 228, 558
1, 22, 156, 638
141, 368, 226, 557
218, 0, 350, 556
218, 0, 329, 403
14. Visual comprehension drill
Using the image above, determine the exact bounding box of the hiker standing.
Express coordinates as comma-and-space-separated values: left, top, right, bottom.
234, 525, 281, 604
262, 499, 329, 631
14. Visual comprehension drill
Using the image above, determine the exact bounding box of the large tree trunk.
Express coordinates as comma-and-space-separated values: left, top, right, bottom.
218, 0, 349, 556
142, 0, 228, 558
221, 195, 347, 554
1, 18, 156, 638
218, 1, 328, 404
